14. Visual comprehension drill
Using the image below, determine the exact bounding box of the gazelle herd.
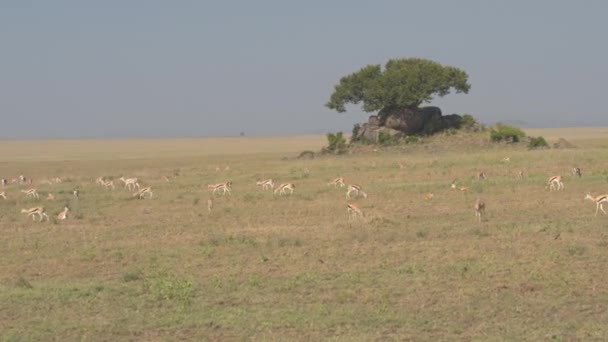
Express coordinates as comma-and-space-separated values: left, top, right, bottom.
0, 160, 602, 225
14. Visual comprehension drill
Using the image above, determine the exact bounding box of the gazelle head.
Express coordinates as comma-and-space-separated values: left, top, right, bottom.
585, 192, 594, 201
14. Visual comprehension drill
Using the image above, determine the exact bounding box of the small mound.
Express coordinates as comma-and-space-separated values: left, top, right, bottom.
553, 138, 576, 149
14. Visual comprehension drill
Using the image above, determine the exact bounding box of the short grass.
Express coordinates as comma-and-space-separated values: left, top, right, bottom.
1, 129, 608, 341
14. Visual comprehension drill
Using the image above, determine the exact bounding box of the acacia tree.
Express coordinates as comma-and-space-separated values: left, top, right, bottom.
326, 58, 471, 115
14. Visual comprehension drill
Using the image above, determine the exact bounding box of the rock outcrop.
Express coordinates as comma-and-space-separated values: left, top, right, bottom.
353, 106, 462, 143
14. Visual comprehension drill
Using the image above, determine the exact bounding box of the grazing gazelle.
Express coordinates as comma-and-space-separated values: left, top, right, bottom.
274, 183, 295, 196
133, 187, 153, 199
256, 179, 275, 190
328, 177, 346, 188
21, 188, 39, 199
474, 199, 486, 223
585, 192, 608, 216
546, 176, 564, 191
21, 207, 49, 222
347, 203, 364, 220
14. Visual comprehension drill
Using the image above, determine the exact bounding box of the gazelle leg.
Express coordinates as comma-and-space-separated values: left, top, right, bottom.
600, 203, 607, 215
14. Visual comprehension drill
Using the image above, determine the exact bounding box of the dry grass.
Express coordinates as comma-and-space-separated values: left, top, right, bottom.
1, 128, 608, 341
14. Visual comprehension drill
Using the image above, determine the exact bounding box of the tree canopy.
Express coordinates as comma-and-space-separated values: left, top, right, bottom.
326, 58, 471, 113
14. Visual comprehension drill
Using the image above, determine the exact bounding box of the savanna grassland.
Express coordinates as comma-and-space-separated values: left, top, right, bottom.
1, 130, 608, 341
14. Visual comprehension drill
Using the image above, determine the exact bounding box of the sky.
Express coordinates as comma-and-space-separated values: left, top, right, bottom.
1, 0, 607, 139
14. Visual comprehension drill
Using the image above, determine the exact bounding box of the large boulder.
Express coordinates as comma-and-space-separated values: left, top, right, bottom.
367, 115, 381, 127
383, 108, 424, 135
441, 114, 463, 130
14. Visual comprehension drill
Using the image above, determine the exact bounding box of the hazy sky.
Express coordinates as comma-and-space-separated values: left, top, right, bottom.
1, 1, 607, 139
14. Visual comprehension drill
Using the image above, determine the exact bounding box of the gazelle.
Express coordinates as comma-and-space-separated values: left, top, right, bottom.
474, 199, 486, 223
47, 193, 55, 201
346, 184, 367, 199
119, 177, 140, 190
73, 189, 79, 198
546, 176, 564, 191
133, 187, 153, 199
328, 177, 346, 188
274, 183, 295, 195
19, 175, 27, 184
57, 207, 69, 220
95, 176, 106, 186
502, 157, 511, 163
1, 178, 7, 186
572, 167, 582, 178
207, 198, 213, 212
102, 180, 115, 190
0, 191, 6, 199
208, 181, 232, 195
21, 207, 49, 222
425, 192, 434, 200
347, 203, 364, 219
585, 192, 608, 216
256, 179, 275, 190
21, 188, 39, 199
517, 170, 525, 180
477, 172, 487, 181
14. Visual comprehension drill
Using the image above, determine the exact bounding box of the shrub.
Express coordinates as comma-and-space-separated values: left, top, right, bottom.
528, 136, 549, 149
326, 132, 347, 153
350, 124, 361, 143
460, 114, 477, 129
490, 123, 526, 143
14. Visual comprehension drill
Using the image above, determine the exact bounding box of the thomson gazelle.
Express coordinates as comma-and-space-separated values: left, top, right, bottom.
274, 183, 295, 195
21, 207, 49, 222
21, 188, 39, 199
328, 177, 346, 188
347, 203, 364, 219
346, 184, 367, 199
256, 179, 275, 190
474, 199, 486, 223
133, 187, 153, 199
120, 177, 140, 190
572, 167, 582, 178
546, 176, 564, 191
57, 207, 69, 220
585, 192, 608, 216
208, 181, 232, 196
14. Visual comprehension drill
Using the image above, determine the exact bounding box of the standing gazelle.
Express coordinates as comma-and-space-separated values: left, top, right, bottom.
120, 177, 140, 190
585, 192, 608, 216
21, 207, 49, 222
474, 199, 486, 223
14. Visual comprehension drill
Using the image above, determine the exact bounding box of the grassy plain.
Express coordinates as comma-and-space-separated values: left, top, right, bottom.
1, 129, 608, 341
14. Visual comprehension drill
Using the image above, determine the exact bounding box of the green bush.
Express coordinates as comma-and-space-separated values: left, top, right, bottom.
490, 123, 526, 143
326, 132, 347, 152
460, 114, 477, 129
350, 124, 361, 143
528, 136, 549, 149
